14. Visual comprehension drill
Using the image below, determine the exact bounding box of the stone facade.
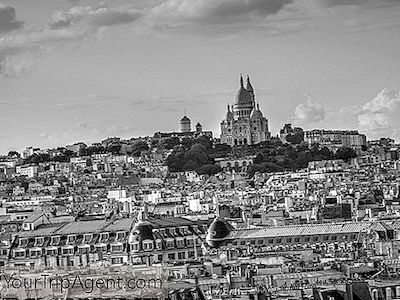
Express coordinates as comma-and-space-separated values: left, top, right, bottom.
220, 76, 270, 146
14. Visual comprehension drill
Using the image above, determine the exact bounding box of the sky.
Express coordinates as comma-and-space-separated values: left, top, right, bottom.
1, 0, 400, 154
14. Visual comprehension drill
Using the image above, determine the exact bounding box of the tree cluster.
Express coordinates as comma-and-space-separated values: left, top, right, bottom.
165, 136, 222, 175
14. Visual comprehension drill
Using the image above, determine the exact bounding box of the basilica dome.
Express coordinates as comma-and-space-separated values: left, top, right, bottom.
206, 217, 232, 248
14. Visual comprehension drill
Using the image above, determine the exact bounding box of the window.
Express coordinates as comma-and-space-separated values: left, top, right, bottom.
47, 249, 57, 256
143, 242, 153, 251
35, 237, 44, 247
250, 240, 256, 245
294, 237, 300, 243
111, 245, 124, 252
111, 257, 123, 265
156, 240, 163, 250
96, 245, 107, 252
178, 252, 185, 260
15, 250, 25, 258
176, 239, 185, 248
323, 236, 329, 241
83, 234, 92, 243
131, 243, 139, 251
62, 248, 74, 255
240, 241, 246, 246
116, 232, 125, 240
350, 234, 356, 240
158, 254, 163, 261
313, 236, 319, 242
167, 253, 175, 260
30, 250, 41, 257
268, 239, 274, 244
332, 236, 337, 241
257, 240, 264, 245
78, 247, 89, 254
305, 237, 310, 242
286, 238, 292, 243
67, 235, 76, 244
100, 233, 109, 242
276, 239, 282, 244
342, 235, 348, 240
51, 236, 60, 245
19, 238, 28, 247
166, 240, 174, 249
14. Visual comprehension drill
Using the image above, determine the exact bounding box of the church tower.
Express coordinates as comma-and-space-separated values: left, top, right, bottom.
180, 115, 191, 133
220, 75, 271, 146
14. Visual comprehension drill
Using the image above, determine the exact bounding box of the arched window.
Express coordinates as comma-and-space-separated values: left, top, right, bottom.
243, 138, 247, 145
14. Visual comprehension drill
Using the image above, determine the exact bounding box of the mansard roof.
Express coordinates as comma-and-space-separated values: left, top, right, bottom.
226, 222, 371, 240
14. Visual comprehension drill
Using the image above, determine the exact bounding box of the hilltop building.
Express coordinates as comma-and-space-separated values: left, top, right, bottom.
154, 114, 212, 140
220, 75, 271, 146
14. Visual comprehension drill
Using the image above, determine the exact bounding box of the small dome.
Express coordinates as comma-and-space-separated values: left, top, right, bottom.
180, 116, 190, 123
250, 103, 263, 119
196, 122, 202, 127
206, 218, 232, 248
129, 221, 154, 244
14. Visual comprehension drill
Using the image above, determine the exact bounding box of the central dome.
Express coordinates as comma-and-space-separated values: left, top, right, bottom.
234, 87, 252, 106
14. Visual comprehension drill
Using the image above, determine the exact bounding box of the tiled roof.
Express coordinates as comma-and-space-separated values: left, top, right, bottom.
227, 222, 371, 240
103, 218, 135, 232
18, 225, 62, 238
54, 220, 109, 235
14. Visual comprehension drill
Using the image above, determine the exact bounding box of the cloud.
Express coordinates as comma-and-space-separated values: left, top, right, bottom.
294, 94, 326, 125
0, 3, 142, 78
146, 0, 294, 28
50, 5, 142, 29
358, 88, 400, 140
0, 2, 23, 34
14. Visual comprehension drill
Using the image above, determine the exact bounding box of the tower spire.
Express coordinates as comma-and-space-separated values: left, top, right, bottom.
246, 75, 254, 92
227, 104, 230, 111
240, 74, 244, 87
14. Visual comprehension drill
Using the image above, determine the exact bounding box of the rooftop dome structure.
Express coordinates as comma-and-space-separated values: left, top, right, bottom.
130, 221, 154, 244
250, 103, 263, 119
206, 217, 232, 248
129, 207, 154, 246
226, 104, 234, 120
234, 75, 253, 106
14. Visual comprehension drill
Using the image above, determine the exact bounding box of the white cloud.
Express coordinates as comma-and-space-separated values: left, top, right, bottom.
294, 94, 326, 125
358, 88, 400, 140
50, 5, 142, 29
145, 0, 294, 30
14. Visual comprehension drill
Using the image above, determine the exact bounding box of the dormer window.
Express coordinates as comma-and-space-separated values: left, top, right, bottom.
100, 233, 109, 243
51, 236, 60, 245
67, 235, 76, 244
116, 232, 125, 241
19, 238, 28, 247
83, 234, 92, 244
143, 241, 153, 251
35, 237, 44, 247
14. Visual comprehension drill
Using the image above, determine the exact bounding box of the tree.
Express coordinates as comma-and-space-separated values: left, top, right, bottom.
161, 137, 180, 150
131, 140, 149, 157
335, 147, 357, 161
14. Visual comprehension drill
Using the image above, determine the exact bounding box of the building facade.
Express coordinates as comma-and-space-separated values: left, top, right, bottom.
220, 76, 271, 146
304, 129, 367, 149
